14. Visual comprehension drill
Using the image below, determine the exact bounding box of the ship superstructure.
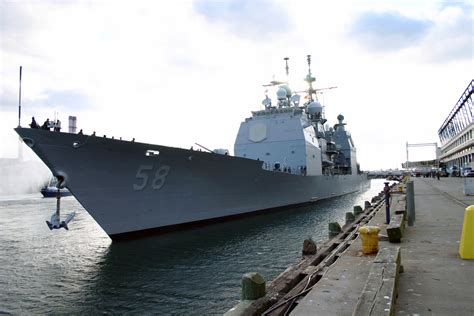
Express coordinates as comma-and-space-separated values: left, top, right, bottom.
15, 56, 368, 240
235, 56, 359, 177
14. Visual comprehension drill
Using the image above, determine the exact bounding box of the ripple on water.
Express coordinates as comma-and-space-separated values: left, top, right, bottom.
0, 180, 387, 314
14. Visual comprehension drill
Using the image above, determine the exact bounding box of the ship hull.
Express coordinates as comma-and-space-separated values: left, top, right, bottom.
16, 128, 369, 239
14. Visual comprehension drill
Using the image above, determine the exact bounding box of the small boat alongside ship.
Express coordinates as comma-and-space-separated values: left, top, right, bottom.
40, 178, 72, 198
16, 56, 369, 240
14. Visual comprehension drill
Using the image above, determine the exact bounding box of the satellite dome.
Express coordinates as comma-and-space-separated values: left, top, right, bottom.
281, 85, 292, 97
277, 87, 287, 100
307, 101, 323, 115
337, 114, 344, 123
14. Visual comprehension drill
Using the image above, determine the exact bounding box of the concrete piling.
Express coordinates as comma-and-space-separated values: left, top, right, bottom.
241, 272, 266, 300
364, 201, 371, 209
328, 222, 342, 239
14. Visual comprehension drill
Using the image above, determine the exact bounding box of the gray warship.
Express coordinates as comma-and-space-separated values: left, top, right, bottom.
15, 56, 368, 240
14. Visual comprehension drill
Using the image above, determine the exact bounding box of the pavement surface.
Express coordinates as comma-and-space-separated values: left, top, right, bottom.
291, 177, 474, 316
395, 177, 474, 315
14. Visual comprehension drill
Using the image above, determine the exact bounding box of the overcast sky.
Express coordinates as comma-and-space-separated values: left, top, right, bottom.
0, 0, 472, 170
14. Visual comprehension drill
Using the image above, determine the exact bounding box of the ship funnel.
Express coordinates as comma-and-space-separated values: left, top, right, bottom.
68, 116, 77, 134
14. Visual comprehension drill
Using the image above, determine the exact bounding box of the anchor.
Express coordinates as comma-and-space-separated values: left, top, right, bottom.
46, 176, 75, 230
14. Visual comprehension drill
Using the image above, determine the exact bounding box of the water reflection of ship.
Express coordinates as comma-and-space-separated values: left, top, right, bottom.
40, 177, 72, 198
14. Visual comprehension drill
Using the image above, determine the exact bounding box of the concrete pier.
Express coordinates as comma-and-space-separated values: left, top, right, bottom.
290, 177, 474, 315
395, 177, 474, 315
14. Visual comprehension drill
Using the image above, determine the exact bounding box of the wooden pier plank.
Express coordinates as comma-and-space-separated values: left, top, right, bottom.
353, 247, 401, 316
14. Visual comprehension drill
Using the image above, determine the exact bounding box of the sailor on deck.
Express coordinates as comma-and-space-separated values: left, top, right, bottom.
29, 117, 39, 129
41, 119, 50, 130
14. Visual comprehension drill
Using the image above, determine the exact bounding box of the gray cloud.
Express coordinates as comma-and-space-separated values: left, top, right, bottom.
193, 0, 291, 39
41, 90, 91, 110
347, 4, 473, 63
348, 11, 433, 51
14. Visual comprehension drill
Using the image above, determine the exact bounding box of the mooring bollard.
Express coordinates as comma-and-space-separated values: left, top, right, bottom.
459, 205, 474, 259
384, 182, 391, 224
302, 238, 317, 256
328, 222, 342, 239
241, 272, 266, 300
358, 226, 381, 255
345, 212, 355, 225
354, 205, 363, 216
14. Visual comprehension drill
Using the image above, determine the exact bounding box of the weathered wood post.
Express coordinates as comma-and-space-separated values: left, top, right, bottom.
328, 222, 342, 239
241, 272, 266, 300
345, 212, 355, 225
302, 238, 317, 256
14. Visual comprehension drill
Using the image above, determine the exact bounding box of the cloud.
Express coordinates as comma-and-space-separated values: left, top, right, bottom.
347, 4, 472, 63
0, 88, 91, 112
422, 4, 473, 62
193, 0, 291, 39
348, 10, 433, 51
38, 90, 91, 110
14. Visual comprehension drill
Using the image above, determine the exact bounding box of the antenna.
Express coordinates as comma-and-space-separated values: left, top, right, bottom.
305, 55, 316, 100
284, 57, 289, 77
18, 66, 22, 127
306, 55, 311, 74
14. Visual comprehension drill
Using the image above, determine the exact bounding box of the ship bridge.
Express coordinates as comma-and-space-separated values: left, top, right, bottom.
234, 107, 322, 176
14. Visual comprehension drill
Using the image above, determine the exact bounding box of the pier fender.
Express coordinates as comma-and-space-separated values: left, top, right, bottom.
459, 205, 474, 259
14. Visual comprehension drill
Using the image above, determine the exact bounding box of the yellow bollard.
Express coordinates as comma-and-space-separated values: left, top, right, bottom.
358, 226, 381, 255
459, 205, 474, 259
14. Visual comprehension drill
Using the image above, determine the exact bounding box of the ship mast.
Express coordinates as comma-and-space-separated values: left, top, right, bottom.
284, 57, 291, 105
304, 55, 317, 101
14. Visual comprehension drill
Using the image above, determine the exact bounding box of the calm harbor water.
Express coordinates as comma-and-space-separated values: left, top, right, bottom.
0, 179, 387, 314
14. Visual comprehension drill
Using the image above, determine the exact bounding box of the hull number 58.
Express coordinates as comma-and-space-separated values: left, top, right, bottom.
133, 165, 171, 191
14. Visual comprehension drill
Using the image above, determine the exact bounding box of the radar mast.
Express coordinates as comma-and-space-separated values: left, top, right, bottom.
304, 55, 317, 101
